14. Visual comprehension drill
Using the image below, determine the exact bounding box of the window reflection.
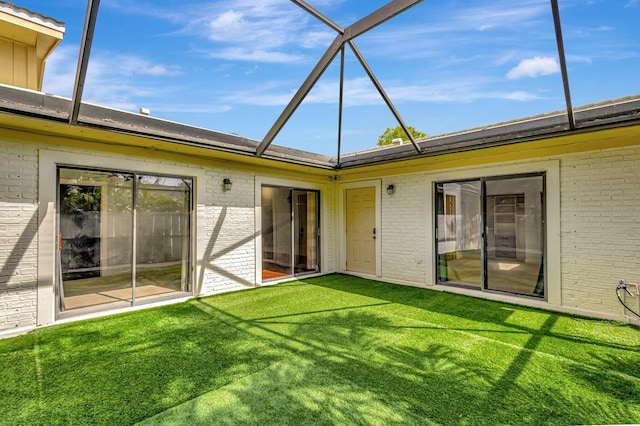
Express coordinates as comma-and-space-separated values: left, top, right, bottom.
436, 181, 482, 289
261, 186, 319, 281
485, 176, 545, 297
436, 175, 545, 298
57, 167, 192, 315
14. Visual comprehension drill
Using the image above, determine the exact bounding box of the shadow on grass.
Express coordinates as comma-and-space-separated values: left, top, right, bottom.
306, 275, 640, 372
184, 289, 640, 425
2, 274, 639, 425
0, 303, 285, 425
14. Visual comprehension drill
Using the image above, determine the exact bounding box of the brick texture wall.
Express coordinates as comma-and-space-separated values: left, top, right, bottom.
380, 174, 428, 284
3, 136, 639, 333
0, 142, 38, 332
197, 168, 256, 294
560, 146, 640, 317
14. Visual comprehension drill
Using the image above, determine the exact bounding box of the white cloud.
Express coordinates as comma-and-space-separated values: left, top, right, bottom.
221, 75, 543, 108
41, 45, 184, 110
192, 0, 332, 62
457, 1, 549, 32
207, 47, 305, 63
353, 1, 551, 62
108, 0, 334, 64
147, 103, 233, 114
42, 45, 78, 97
506, 56, 560, 79
108, 56, 183, 77
566, 54, 593, 64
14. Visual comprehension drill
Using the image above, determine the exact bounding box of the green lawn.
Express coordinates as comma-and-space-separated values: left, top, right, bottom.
2, 274, 639, 425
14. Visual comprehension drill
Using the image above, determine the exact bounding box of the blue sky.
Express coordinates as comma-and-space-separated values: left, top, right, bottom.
18, 0, 640, 156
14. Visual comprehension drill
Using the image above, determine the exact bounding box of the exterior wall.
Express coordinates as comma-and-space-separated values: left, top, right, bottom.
345, 147, 639, 323
0, 141, 38, 331
560, 146, 640, 318
0, 135, 335, 335
2, 126, 640, 335
380, 174, 428, 284
198, 168, 256, 294
0, 38, 38, 90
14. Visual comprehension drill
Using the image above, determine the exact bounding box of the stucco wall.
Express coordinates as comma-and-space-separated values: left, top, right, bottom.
0, 141, 38, 331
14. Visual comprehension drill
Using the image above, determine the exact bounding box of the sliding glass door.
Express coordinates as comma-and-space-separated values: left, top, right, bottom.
485, 176, 545, 296
57, 167, 192, 314
436, 181, 482, 288
436, 174, 545, 298
261, 186, 320, 281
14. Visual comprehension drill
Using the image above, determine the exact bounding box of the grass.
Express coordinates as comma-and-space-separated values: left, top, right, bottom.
1, 274, 639, 425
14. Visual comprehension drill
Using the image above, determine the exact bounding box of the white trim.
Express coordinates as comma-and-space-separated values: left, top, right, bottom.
254, 176, 330, 286
37, 148, 206, 327
424, 159, 561, 306
337, 179, 382, 277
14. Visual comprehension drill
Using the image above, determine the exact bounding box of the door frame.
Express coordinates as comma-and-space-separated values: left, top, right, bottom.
38, 149, 203, 328
255, 176, 329, 285
425, 160, 560, 306
338, 180, 381, 277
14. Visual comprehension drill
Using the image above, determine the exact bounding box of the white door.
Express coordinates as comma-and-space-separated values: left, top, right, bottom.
346, 187, 376, 274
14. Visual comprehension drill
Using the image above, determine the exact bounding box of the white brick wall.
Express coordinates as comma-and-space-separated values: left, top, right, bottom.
0, 139, 338, 334
560, 146, 640, 317
372, 147, 640, 320
197, 168, 256, 294
0, 142, 39, 332
380, 174, 428, 283
322, 184, 336, 273
3, 133, 640, 332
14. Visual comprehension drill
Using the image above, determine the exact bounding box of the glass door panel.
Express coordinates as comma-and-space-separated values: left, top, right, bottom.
436, 181, 482, 288
135, 175, 192, 303
293, 190, 319, 274
485, 176, 544, 296
261, 187, 293, 280
59, 169, 133, 311
262, 186, 320, 281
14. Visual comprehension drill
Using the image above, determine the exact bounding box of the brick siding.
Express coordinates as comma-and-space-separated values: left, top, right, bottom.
560, 147, 640, 316
0, 142, 38, 331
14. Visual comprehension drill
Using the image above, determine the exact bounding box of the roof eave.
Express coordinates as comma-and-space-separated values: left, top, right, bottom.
335, 96, 640, 169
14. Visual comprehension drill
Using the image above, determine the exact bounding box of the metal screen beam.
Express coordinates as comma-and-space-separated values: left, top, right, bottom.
256, 34, 343, 157
291, 0, 343, 33
345, 0, 422, 41
550, 0, 575, 129
70, 0, 100, 125
337, 46, 345, 166
349, 41, 421, 153
257, 0, 423, 157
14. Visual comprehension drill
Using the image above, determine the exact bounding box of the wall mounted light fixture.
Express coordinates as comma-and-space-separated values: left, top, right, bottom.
386, 184, 395, 195
223, 177, 232, 192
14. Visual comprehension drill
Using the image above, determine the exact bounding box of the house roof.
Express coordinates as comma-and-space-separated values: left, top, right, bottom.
1, 83, 639, 171
0, 84, 334, 169
0, 1, 65, 33
338, 95, 640, 168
